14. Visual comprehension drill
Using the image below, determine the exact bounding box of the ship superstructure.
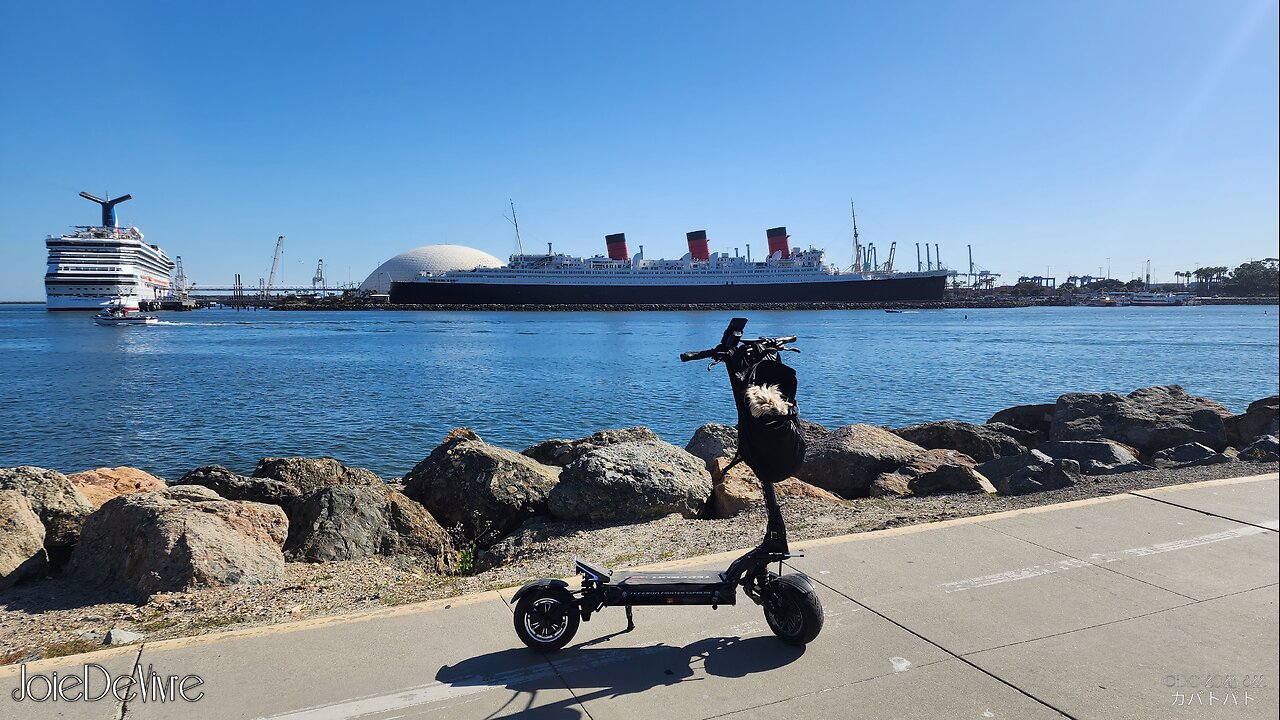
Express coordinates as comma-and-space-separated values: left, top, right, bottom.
391, 227, 949, 305
44, 192, 174, 310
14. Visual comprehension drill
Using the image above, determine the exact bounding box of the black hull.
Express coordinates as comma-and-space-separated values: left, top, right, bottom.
390, 275, 947, 306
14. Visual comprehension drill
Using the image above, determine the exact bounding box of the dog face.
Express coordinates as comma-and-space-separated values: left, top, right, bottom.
745, 384, 793, 418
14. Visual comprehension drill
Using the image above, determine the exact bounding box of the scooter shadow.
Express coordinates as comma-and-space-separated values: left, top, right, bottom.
435, 635, 805, 718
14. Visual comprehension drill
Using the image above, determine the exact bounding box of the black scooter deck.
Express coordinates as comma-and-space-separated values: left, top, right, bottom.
610, 571, 735, 606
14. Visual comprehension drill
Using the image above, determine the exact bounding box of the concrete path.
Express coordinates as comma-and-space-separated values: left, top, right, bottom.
4, 473, 1276, 720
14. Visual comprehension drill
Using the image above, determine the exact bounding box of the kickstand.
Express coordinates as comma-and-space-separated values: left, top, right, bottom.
624, 605, 635, 632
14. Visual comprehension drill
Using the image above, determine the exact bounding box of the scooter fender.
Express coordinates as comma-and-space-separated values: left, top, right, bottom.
511, 578, 570, 604
776, 572, 818, 596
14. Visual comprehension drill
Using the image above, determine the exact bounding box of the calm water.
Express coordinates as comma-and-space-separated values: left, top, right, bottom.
1, 304, 1276, 480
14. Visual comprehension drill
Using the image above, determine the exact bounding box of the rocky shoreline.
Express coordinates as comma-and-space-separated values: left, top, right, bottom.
2, 386, 1277, 664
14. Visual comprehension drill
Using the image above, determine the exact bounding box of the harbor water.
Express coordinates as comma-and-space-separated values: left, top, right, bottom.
1, 304, 1276, 479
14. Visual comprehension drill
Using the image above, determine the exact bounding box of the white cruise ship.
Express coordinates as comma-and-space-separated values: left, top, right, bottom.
45, 192, 174, 310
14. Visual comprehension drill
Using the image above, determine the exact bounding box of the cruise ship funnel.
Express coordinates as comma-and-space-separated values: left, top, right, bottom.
767, 227, 790, 259
605, 233, 629, 261
79, 191, 132, 228
686, 230, 710, 261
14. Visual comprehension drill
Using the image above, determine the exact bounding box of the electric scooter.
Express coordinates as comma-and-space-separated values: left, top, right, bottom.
511, 318, 824, 651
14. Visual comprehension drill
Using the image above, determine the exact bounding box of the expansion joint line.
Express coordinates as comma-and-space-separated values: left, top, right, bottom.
117, 642, 147, 720
1127, 490, 1279, 532
786, 562, 1081, 720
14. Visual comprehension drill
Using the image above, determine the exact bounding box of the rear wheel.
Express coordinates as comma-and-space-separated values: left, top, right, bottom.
513, 587, 580, 652
762, 574, 823, 645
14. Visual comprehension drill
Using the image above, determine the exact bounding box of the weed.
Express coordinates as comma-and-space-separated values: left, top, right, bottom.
43, 639, 102, 658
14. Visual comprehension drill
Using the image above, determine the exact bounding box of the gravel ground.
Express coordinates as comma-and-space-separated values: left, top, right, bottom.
2, 461, 1274, 665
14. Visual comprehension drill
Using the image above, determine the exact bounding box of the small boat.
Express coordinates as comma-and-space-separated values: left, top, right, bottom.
93, 305, 159, 326
884, 309, 904, 313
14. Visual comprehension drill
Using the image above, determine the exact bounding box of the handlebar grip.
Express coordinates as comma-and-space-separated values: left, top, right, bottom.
777, 336, 797, 345
680, 349, 715, 362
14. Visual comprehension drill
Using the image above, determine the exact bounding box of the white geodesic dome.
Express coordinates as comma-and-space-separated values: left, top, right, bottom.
359, 244, 504, 293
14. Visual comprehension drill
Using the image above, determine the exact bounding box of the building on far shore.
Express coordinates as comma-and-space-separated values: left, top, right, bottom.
359, 245, 503, 294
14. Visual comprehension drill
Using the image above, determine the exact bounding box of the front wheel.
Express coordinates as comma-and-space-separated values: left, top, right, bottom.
762, 574, 824, 645
513, 587, 580, 652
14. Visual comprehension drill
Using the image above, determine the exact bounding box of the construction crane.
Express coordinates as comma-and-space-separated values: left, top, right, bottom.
172, 256, 189, 300
883, 241, 896, 272
312, 259, 326, 289
266, 235, 284, 297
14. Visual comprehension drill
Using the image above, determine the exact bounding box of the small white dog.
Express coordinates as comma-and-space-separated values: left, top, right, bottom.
745, 383, 793, 418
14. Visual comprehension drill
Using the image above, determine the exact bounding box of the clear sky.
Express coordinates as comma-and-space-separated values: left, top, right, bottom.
1, 1, 1276, 299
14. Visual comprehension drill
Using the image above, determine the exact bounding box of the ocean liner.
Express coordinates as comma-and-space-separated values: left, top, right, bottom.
390, 227, 949, 305
45, 192, 175, 310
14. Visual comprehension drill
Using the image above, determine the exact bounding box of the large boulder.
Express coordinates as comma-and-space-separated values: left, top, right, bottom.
987, 403, 1056, 435
251, 457, 381, 495
1238, 435, 1279, 462
795, 425, 925, 498
1224, 395, 1279, 448
179, 465, 303, 507
403, 428, 560, 544
68, 486, 288, 598
870, 450, 996, 498
798, 420, 830, 445
289, 485, 455, 570
892, 421, 1026, 463
0, 490, 47, 589
1049, 386, 1231, 454
1037, 440, 1147, 475
523, 427, 660, 468
985, 422, 1045, 449
0, 466, 95, 557
1151, 443, 1235, 468
549, 441, 712, 523
67, 467, 166, 508
707, 457, 842, 519
977, 451, 1079, 496
684, 424, 738, 469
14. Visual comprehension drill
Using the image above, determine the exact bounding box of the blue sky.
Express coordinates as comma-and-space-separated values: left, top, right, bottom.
1, 1, 1276, 299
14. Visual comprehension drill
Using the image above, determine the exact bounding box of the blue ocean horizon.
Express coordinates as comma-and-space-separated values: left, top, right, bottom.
2, 304, 1276, 480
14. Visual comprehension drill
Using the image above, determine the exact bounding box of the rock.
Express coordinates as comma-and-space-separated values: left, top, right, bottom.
799, 420, 830, 444
1049, 385, 1231, 454
1224, 395, 1279, 447
251, 457, 382, 495
103, 628, 144, 645
684, 424, 738, 469
987, 403, 1056, 435
870, 450, 997, 497
523, 426, 661, 468
795, 425, 927, 498
476, 516, 563, 572
0, 466, 95, 559
977, 451, 1078, 496
1238, 435, 1279, 462
68, 486, 288, 599
1036, 440, 1147, 475
67, 467, 166, 508
549, 441, 712, 522
289, 485, 454, 571
0, 490, 47, 589
985, 422, 1045, 449
707, 458, 842, 519
1151, 442, 1235, 468
179, 465, 304, 507
403, 429, 560, 544
892, 421, 1027, 462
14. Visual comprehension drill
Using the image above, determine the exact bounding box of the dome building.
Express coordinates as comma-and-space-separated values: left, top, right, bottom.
359, 244, 504, 293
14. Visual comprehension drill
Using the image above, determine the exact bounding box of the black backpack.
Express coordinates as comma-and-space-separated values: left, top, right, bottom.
728, 353, 806, 484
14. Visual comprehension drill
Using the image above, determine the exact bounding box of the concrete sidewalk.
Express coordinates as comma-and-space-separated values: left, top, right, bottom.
4, 473, 1276, 719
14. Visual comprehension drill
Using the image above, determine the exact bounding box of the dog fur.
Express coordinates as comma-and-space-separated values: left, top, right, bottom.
746, 384, 793, 418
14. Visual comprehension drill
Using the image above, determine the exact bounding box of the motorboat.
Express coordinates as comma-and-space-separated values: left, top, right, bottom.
92, 305, 159, 326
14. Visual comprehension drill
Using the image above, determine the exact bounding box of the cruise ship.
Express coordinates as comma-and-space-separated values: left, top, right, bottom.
45, 192, 175, 310
390, 227, 949, 305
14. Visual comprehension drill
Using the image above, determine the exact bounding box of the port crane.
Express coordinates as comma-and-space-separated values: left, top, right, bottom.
266, 235, 284, 297
312, 259, 326, 289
